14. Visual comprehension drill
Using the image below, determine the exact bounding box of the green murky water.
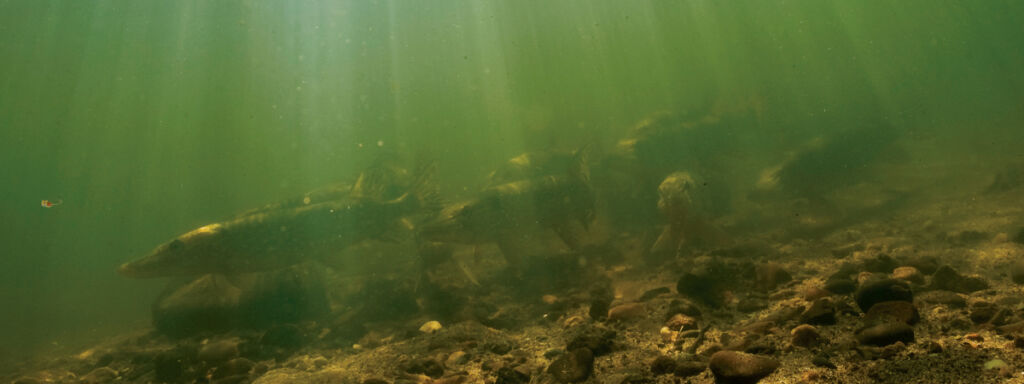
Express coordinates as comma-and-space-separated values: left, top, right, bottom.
1, 0, 1022, 362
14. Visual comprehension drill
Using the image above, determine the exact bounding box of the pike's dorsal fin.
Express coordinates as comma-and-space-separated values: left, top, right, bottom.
234, 183, 353, 219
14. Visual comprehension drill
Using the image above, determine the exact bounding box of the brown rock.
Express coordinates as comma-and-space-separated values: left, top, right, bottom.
854, 278, 912, 313
666, 313, 698, 331
891, 266, 924, 284
864, 301, 920, 325
650, 355, 676, 375
673, 360, 706, 377
969, 301, 999, 324
800, 298, 836, 325
856, 323, 914, 346
927, 265, 989, 293
790, 324, 821, 348
803, 286, 831, 301
607, 303, 646, 321
708, 351, 779, 384
547, 348, 594, 383
917, 290, 966, 308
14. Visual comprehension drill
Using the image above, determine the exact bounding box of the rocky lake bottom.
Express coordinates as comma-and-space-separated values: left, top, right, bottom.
5, 184, 1024, 384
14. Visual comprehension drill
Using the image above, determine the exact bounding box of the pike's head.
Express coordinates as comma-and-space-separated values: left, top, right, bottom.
117, 223, 225, 278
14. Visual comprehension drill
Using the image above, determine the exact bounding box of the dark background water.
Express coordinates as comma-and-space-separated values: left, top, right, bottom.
1, 0, 1021, 359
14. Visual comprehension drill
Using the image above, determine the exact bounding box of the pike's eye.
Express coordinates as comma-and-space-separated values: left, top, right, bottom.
168, 239, 184, 251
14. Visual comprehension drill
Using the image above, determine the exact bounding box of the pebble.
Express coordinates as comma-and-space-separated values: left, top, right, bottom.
791, 324, 822, 348
864, 300, 920, 325
926, 265, 989, 293
824, 276, 857, 294
891, 266, 924, 284
803, 286, 831, 301
854, 279, 912, 312
708, 351, 779, 384
673, 360, 706, 377
547, 348, 594, 383
855, 323, 915, 346
419, 320, 443, 334
917, 290, 966, 308
863, 254, 900, 273
800, 298, 837, 325
650, 355, 676, 375
969, 301, 999, 324
607, 303, 646, 321
677, 269, 724, 306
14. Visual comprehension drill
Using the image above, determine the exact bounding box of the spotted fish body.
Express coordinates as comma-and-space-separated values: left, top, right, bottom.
118, 164, 438, 278
418, 149, 593, 266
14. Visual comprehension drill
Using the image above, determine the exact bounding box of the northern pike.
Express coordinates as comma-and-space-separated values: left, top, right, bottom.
418, 149, 594, 268
118, 164, 438, 278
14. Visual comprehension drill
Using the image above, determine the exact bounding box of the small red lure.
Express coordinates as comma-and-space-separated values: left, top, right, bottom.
41, 199, 62, 208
